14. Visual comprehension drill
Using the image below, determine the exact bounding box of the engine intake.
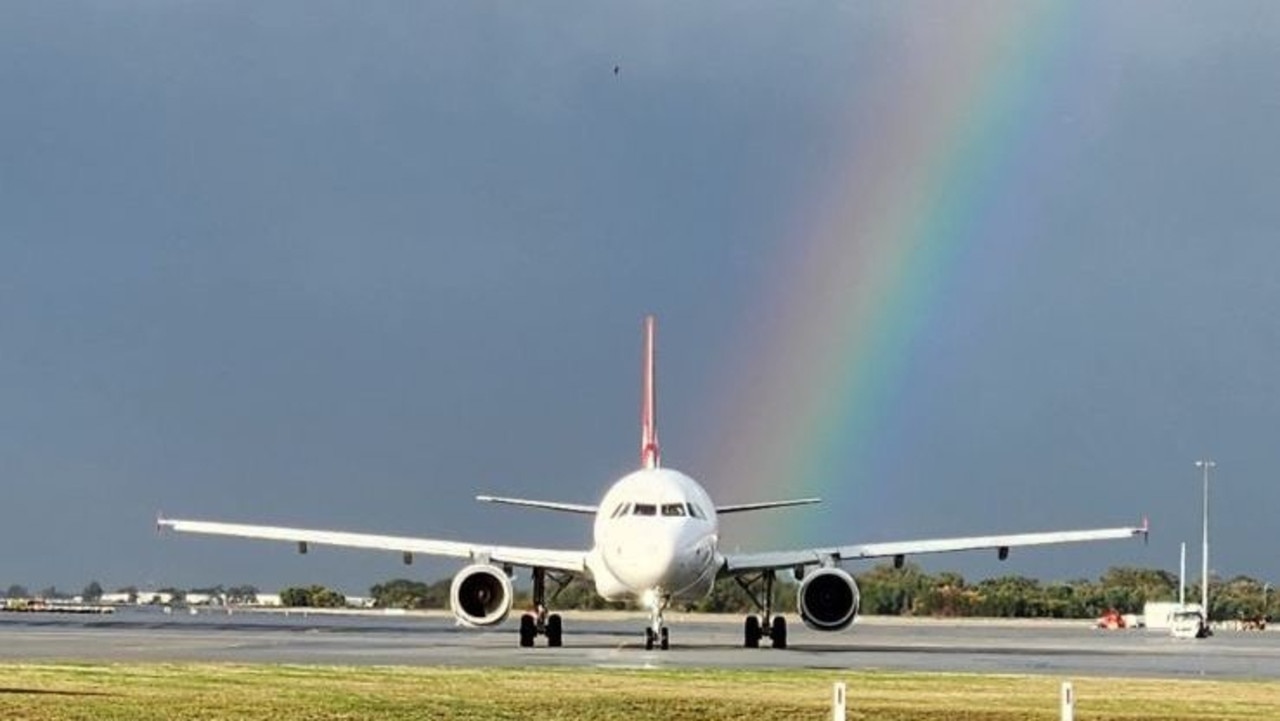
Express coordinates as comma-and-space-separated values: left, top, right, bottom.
797, 567, 860, 631
450, 564, 514, 627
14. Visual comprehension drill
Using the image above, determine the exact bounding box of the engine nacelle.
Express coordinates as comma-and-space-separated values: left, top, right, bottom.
449, 564, 513, 627
797, 567, 860, 631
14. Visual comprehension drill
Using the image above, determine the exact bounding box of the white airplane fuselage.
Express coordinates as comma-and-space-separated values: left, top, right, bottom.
586, 468, 722, 605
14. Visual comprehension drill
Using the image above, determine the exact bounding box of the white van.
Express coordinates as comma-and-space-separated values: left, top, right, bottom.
1169, 609, 1209, 639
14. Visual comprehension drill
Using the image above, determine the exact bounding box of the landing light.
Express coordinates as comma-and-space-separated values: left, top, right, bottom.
641, 589, 660, 611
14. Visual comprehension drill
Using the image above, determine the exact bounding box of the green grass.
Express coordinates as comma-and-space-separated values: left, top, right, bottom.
1, 664, 1279, 720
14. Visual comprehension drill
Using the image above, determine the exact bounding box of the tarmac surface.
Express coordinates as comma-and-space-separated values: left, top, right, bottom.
2, 607, 1277, 679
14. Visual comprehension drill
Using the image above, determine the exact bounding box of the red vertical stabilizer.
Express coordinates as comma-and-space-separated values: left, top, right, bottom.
640, 315, 660, 469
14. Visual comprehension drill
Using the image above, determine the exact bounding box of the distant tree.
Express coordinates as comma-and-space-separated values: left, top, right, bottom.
973, 575, 1037, 617
280, 585, 346, 608
685, 577, 754, 613
856, 563, 932, 615
916, 572, 980, 617
370, 579, 446, 609
279, 587, 310, 607
81, 581, 104, 602
1099, 566, 1177, 606
555, 578, 633, 611
38, 586, 66, 600
5, 585, 29, 599
1212, 575, 1269, 621
226, 585, 259, 604
311, 587, 346, 608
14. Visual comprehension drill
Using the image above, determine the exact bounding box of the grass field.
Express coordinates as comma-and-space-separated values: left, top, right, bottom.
2, 664, 1279, 720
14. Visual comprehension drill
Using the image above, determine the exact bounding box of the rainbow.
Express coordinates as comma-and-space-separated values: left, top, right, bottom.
698, 5, 1077, 548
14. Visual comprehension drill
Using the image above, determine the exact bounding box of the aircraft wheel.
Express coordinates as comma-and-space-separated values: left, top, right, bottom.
659, 626, 670, 650
770, 616, 787, 649
644, 627, 655, 651
519, 614, 536, 648
744, 615, 761, 648
547, 613, 563, 647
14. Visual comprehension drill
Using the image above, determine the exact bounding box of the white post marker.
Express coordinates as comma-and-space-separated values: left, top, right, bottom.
832, 681, 847, 721
1061, 681, 1074, 721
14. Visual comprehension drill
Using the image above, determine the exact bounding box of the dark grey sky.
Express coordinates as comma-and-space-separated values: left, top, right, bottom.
2, 2, 1278, 595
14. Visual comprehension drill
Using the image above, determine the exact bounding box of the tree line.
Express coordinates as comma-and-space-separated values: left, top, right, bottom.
363, 565, 1276, 622
8, 565, 1273, 621
3, 583, 259, 605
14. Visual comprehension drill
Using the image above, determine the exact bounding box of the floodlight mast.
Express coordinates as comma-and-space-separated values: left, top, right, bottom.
1179, 541, 1186, 607
1195, 459, 1215, 622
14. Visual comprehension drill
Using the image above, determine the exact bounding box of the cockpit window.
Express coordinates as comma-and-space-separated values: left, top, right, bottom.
633, 503, 657, 516
686, 503, 705, 519
610, 503, 630, 519
661, 503, 686, 517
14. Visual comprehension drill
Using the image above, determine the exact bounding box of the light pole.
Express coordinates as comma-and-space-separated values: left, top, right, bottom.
1195, 459, 1215, 624
1178, 541, 1186, 607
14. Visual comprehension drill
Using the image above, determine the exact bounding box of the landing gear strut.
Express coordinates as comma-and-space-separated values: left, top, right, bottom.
643, 593, 671, 650
518, 567, 570, 648
736, 570, 788, 649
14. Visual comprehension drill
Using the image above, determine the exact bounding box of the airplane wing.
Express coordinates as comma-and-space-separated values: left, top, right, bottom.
716, 498, 821, 515
721, 521, 1148, 574
475, 496, 598, 514
158, 517, 587, 573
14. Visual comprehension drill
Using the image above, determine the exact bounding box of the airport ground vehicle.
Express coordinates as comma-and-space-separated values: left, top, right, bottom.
1169, 609, 1210, 639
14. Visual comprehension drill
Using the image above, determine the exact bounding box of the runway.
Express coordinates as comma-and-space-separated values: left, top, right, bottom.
2, 607, 1277, 679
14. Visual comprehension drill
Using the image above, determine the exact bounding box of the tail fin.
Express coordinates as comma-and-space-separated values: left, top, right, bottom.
640, 315, 660, 469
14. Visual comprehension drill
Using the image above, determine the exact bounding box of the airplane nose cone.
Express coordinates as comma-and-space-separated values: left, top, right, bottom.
608, 536, 678, 589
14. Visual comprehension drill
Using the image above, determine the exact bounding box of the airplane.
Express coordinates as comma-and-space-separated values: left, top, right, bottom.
158, 315, 1148, 650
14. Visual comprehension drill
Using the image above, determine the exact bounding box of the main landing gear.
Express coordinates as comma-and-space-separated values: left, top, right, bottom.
518, 568, 570, 648
643, 593, 671, 651
735, 570, 788, 649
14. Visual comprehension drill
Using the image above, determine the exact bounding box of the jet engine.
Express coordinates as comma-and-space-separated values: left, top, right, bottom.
797, 567, 860, 631
450, 564, 513, 627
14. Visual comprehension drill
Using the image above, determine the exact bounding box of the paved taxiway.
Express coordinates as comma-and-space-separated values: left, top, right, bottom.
2, 608, 1276, 679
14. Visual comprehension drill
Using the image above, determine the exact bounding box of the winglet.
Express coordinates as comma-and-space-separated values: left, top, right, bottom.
640, 315, 660, 469
1141, 515, 1150, 545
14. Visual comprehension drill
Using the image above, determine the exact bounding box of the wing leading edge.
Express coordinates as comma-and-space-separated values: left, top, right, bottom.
722, 521, 1149, 574
716, 498, 821, 514
474, 496, 598, 514
157, 517, 587, 573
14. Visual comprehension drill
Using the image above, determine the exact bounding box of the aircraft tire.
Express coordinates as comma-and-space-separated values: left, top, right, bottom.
519, 614, 536, 648
770, 616, 787, 649
744, 615, 761, 648
547, 613, 563, 647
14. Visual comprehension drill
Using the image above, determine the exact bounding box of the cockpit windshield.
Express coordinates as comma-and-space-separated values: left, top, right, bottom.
623, 501, 706, 519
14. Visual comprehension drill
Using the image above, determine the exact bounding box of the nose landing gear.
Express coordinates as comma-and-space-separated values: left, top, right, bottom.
643, 593, 671, 650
